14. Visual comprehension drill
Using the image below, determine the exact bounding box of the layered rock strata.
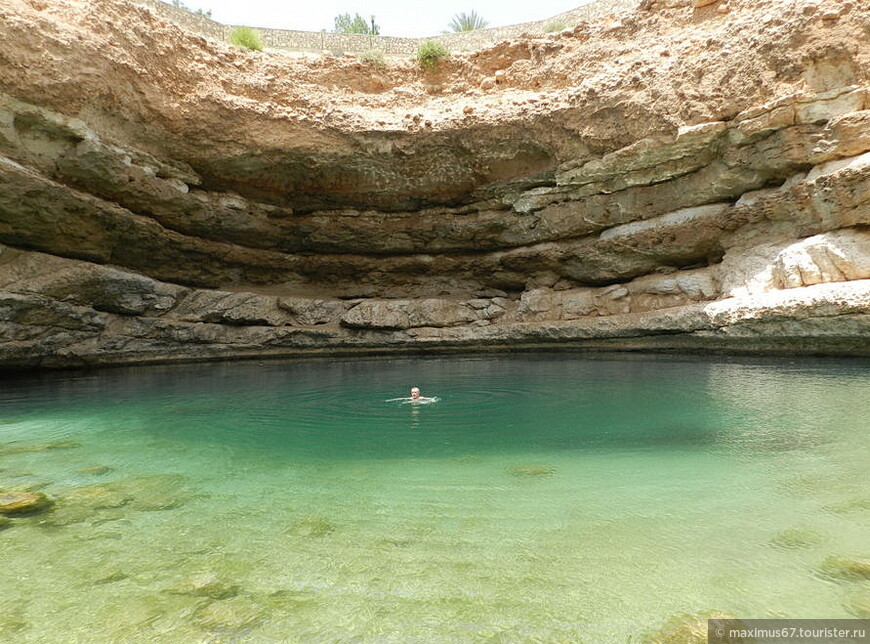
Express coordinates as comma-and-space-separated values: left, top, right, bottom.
1, 0, 869, 369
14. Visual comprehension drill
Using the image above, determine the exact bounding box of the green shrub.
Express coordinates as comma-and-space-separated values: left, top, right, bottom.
359, 49, 386, 68
229, 27, 263, 52
543, 20, 568, 33
416, 41, 449, 70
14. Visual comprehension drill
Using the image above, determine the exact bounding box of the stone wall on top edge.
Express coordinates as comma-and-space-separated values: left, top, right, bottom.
132, 0, 641, 54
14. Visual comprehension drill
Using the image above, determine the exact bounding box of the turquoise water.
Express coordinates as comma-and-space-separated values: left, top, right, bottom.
1, 354, 869, 642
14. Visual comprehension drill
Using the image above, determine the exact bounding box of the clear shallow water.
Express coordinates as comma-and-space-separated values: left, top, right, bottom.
1, 354, 869, 642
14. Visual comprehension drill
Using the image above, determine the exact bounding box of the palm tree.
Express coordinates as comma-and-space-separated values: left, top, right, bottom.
448, 10, 489, 32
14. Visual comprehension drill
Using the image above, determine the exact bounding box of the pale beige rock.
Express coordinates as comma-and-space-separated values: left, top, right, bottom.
276, 297, 349, 326
771, 230, 870, 289
517, 269, 719, 321
704, 280, 870, 327
341, 298, 506, 330
806, 150, 870, 182
556, 121, 727, 189
173, 292, 290, 327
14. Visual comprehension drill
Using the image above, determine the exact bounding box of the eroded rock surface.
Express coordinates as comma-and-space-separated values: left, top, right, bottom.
0, 0, 869, 367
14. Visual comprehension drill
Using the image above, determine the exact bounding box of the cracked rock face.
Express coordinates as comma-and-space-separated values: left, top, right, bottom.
1, 0, 869, 368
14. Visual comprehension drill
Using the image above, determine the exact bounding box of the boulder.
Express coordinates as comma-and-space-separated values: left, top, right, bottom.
0, 491, 52, 515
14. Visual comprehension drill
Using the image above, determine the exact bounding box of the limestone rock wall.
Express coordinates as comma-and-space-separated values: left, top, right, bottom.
0, 0, 869, 368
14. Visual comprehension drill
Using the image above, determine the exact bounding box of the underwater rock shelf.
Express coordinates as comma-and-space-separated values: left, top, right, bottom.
1, 0, 869, 368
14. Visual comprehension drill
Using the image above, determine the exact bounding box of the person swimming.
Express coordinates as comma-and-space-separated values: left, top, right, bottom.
386, 386, 438, 404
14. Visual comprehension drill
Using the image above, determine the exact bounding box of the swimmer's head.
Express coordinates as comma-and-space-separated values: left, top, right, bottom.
410, 387, 421, 399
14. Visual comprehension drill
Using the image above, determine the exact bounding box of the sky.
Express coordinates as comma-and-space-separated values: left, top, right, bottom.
179, 0, 596, 38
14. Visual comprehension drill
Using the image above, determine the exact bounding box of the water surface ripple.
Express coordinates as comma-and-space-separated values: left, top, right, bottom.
0, 355, 868, 642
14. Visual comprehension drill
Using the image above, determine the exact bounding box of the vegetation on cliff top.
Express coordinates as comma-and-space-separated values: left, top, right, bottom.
358, 49, 387, 68
229, 26, 263, 51
543, 20, 568, 33
333, 12, 380, 35
448, 10, 489, 32
169, 0, 211, 19
416, 40, 449, 70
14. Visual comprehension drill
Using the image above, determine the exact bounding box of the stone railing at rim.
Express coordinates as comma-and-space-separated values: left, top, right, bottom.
133, 0, 641, 54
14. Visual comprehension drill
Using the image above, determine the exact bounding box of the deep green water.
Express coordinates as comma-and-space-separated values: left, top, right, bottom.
1, 354, 869, 642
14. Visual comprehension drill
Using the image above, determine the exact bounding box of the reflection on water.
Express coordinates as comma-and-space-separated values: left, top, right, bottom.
0, 354, 869, 642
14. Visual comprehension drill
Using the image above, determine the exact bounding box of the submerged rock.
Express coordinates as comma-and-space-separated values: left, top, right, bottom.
0, 491, 52, 515
506, 464, 556, 478
263, 588, 318, 611
116, 475, 189, 511
643, 611, 735, 644
47, 485, 130, 526
77, 465, 112, 476
823, 497, 870, 515
49, 475, 189, 525
91, 567, 129, 586
0, 516, 11, 529
63, 484, 132, 509
818, 556, 870, 581
288, 516, 336, 537
193, 597, 267, 631
0, 440, 81, 454
21, 480, 51, 492
168, 573, 241, 600
769, 527, 825, 550
0, 474, 51, 493
843, 588, 870, 618
0, 611, 27, 637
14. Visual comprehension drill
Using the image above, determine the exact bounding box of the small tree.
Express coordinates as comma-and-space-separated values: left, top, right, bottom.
333, 12, 380, 35
417, 41, 449, 70
170, 0, 212, 18
448, 10, 488, 32
229, 27, 263, 51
